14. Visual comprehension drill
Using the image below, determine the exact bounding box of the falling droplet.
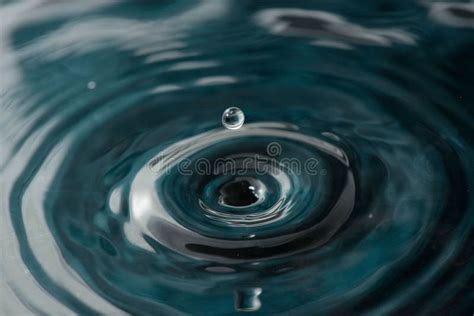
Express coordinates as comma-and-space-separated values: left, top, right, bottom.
234, 288, 262, 312
222, 107, 245, 130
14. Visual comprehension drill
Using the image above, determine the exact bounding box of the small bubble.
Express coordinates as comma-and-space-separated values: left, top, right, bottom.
222, 107, 245, 130
87, 81, 96, 90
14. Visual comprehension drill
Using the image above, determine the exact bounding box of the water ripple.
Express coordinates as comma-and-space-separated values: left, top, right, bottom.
1, 1, 473, 315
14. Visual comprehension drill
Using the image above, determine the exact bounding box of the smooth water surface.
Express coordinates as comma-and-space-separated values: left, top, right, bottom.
1, 1, 473, 315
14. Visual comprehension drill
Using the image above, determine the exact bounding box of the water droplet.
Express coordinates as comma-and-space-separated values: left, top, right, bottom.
222, 107, 245, 130
234, 288, 262, 312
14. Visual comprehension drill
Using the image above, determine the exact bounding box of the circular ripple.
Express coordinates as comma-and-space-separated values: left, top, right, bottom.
128, 123, 354, 262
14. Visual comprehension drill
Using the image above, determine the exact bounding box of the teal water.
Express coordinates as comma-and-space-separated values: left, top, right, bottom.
1, 1, 473, 315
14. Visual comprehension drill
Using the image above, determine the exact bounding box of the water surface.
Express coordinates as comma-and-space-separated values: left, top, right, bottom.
1, 1, 473, 315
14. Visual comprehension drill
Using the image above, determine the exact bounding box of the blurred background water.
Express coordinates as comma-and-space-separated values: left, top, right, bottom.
0, 0, 473, 315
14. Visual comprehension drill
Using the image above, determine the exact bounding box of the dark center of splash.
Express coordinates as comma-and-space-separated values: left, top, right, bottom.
218, 178, 261, 207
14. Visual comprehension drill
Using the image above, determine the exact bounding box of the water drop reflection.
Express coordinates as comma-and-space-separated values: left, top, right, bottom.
234, 288, 262, 312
